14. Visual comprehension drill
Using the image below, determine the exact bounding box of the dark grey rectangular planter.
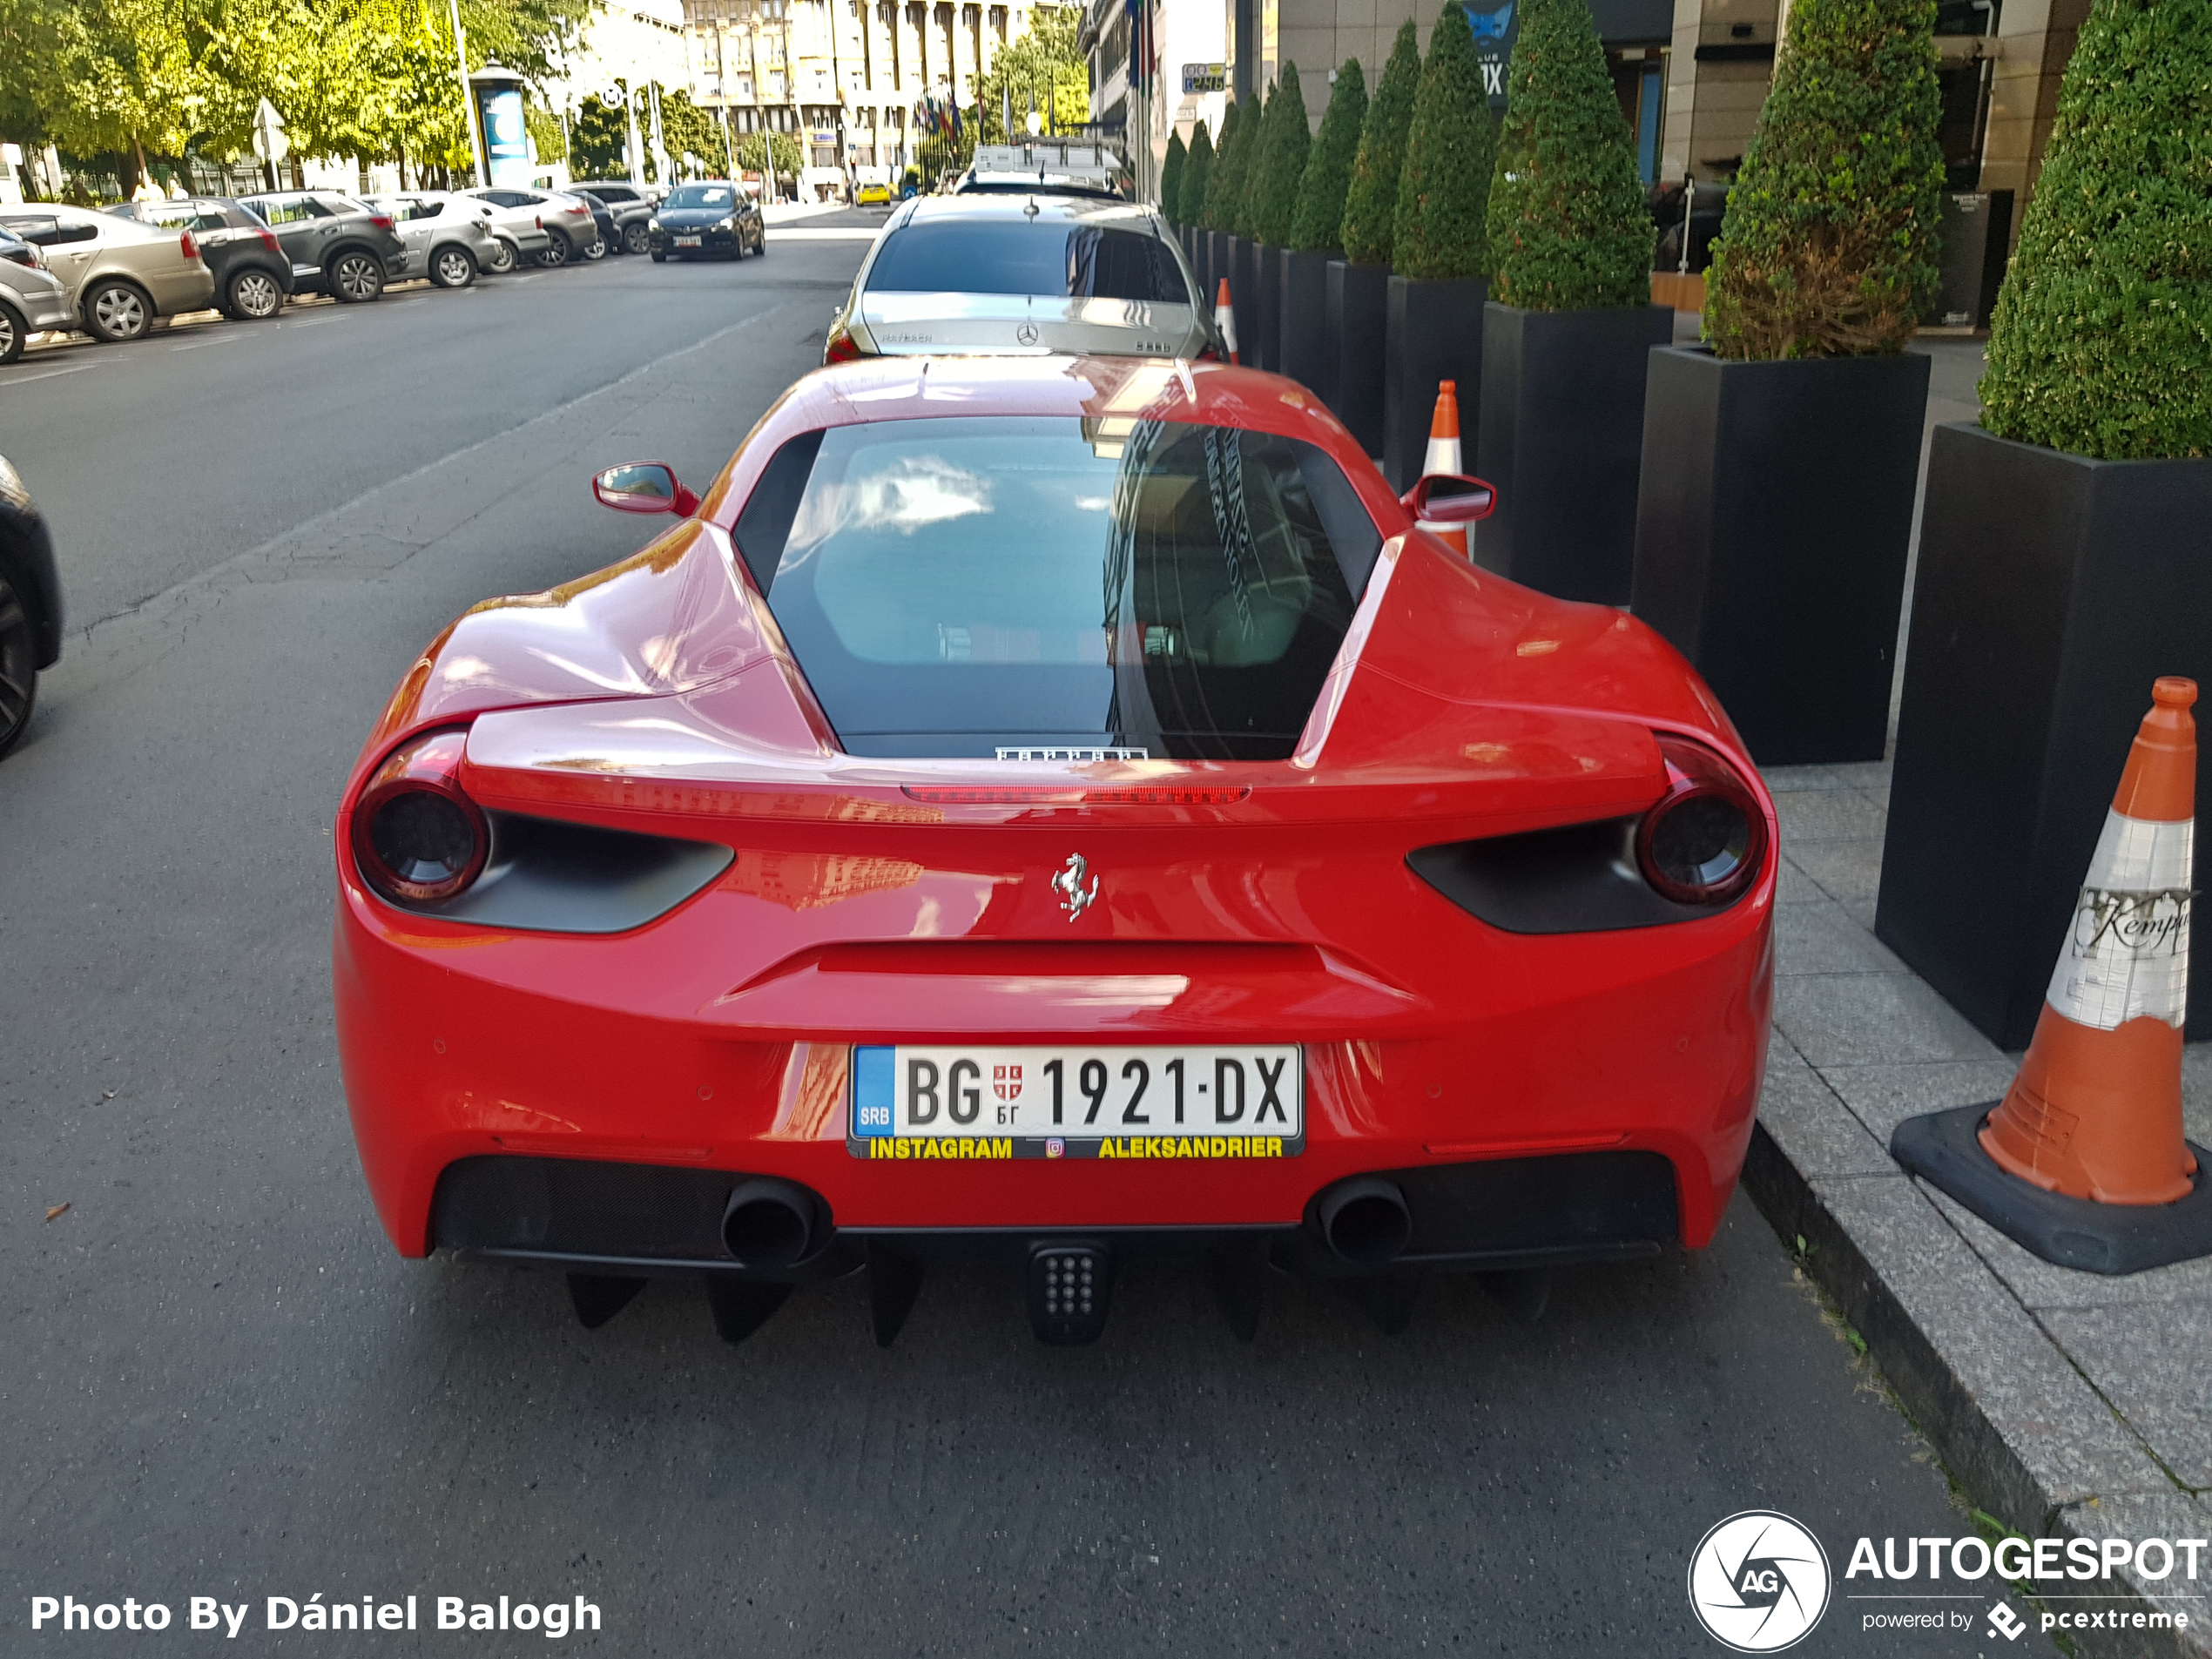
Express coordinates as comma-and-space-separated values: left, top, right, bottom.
1876, 423, 2212, 1049
1229, 238, 1258, 366
1384, 275, 1487, 491
1326, 260, 1389, 457
1473, 301, 1676, 604
1207, 232, 1229, 312
1280, 249, 1333, 403
1254, 246, 1284, 372
1629, 347, 1930, 765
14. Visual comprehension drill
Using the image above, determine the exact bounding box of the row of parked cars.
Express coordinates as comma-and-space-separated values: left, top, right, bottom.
0, 178, 724, 365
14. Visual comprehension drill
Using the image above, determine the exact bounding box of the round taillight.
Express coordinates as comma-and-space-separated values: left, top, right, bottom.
351, 729, 488, 905
1635, 734, 1769, 906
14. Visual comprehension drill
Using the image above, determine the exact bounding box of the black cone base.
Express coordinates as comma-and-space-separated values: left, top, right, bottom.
705, 1277, 792, 1344
1890, 1103, 2212, 1276
566, 1273, 645, 1330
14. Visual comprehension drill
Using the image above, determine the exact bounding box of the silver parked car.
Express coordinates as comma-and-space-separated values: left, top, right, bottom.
0, 227, 74, 363
448, 191, 552, 273
0, 203, 217, 342
822, 195, 1212, 365
363, 192, 502, 287
462, 186, 599, 266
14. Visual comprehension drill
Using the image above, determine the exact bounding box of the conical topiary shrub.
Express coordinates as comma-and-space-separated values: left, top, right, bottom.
1161, 129, 1187, 225
1180, 119, 1214, 226
1703, 0, 1944, 359
1393, 1, 1494, 280
1487, 0, 1653, 309
1253, 62, 1311, 246
1291, 59, 1366, 255
1978, 0, 2212, 459
1341, 20, 1421, 266
1232, 81, 1275, 242
1201, 98, 1244, 233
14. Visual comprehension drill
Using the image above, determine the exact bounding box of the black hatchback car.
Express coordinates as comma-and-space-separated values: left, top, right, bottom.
647, 181, 764, 261
0, 451, 60, 759
105, 196, 295, 320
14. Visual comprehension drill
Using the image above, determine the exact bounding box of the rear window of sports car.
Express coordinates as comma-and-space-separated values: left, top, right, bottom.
734, 415, 1380, 760
865, 222, 1190, 304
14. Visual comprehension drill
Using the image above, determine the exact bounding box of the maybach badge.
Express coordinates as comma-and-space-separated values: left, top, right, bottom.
1052, 853, 1099, 920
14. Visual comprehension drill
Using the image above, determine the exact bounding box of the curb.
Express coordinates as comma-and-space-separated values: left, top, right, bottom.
1741, 1123, 2212, 1659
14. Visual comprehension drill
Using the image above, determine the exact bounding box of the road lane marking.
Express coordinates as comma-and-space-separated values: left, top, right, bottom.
0, 362, 99, 386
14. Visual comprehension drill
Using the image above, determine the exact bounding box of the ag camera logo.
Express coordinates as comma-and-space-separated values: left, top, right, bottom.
1689, 1511, 1831, 1652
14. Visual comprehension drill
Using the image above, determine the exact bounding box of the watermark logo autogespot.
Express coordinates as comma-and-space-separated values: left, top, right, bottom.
1689, 1512, 1831, 1652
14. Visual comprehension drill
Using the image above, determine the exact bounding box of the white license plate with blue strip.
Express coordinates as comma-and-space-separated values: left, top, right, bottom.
847, 1044, 1303, 1161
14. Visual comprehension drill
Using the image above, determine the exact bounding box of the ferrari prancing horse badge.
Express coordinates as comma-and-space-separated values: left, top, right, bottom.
1052, 853, 1099, 921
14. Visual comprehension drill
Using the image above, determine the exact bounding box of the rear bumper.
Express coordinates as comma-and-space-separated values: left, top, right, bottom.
334, 872, 1774, 1263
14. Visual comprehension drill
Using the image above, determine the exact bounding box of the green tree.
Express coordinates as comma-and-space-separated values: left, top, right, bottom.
1393, 2, 1494, 279
1231, 81, 1271, 239
35, 0, 242, 187
734, 125, 803, 179
1252, 61, 1311, 245
1978, 0, 2212, 459
1703, 0, 1944, 358
1159, 127, 1185, 221
1290, 57, 1365, 254
1487, 0, 1654, 309
975, 4, 1087, 138
652, 86, 723, 179
1199, 96, 1242, 231
1340, 19, 1420, 266
1178, 117, 1212, 225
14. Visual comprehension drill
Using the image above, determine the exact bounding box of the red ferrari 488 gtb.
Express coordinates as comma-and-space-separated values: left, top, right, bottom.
334, 354, 1776, 1345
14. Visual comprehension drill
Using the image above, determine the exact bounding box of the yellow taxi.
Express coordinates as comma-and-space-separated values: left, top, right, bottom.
854, 179, 892, 206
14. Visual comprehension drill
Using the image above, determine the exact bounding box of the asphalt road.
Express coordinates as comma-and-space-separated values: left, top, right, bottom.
0, 214, 2050, 1656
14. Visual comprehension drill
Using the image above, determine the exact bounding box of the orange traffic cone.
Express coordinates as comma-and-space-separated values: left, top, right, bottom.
1891, 677, 2211, 1274
1214, 278, 1238, 366
1415, 381, 1467, 555
1980, 677, 2198, 1204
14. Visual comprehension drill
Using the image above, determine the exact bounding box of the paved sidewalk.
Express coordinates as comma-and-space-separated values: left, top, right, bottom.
1746, 759, 2212, 1656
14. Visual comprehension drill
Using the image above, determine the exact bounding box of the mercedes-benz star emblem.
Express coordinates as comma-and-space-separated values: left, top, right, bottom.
1051, 853, 1099, 921
1015, 321, 1040, 346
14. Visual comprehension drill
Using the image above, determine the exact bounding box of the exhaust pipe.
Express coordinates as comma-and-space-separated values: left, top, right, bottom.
721, 1177, 821, 1269
1318, 1177, 1413, 1265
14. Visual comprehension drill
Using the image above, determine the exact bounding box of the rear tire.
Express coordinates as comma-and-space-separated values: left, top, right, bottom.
623, 222, 651, 255
327, 250, 384, 302
0, 570, 37, 759
83, 280, 152, 342
537, 233, 570, 268
485, 237, 517, 275
650, 249, 666, 263
582, 235, 606, 260
0, 299, 24, 364
428, 246, 477, 288
225, 268, 283, 320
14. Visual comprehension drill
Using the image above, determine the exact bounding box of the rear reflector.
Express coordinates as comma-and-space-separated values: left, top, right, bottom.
902, 786, 1251, 806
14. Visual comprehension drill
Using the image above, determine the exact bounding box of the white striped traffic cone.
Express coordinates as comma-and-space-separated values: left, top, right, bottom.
1416, 381, 1467, 555
1214, 277, 1238, 366
1980, 677, 2198, 1204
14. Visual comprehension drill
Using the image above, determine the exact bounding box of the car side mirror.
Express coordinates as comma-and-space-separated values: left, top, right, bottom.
1400, 473, 1496, 524
593, 461, 698, 516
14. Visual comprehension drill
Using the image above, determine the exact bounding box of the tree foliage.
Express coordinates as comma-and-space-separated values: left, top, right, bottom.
1231, 80, 1271, 239
1199, 96, 1243, 232
974, 3, 1088, 139
1340, 19, 1420, 266
734, 125, 804, 178
1393, 2, 1494, 280
1178, 117, 1212, 226
1704, 0, 1944, 359
1291, 57, 1365, 255
1487, 0, 1654, 309
1251, 61, 1310, 245
1978, 0, 2212, 458
1160, 127, 1185, 221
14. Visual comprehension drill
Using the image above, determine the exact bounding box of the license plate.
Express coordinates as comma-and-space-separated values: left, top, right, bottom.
848, 1044, 1302, 1160
674, 235, 702, 247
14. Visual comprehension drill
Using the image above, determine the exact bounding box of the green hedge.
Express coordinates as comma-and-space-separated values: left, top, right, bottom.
1252, 62, 1312, 246
1704, 0, 1944, 359
1979, 0, 2212, 459
1341, 20, 1422, 266
1179, 119, 1214, 226
1291, 59, 1366, 255
1161, 130, 1186, 225
1232, 82, 1272, 239
1201, 98, 1244, 232
1393, 2, 1495, 280
1487, 0, 1654, 309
